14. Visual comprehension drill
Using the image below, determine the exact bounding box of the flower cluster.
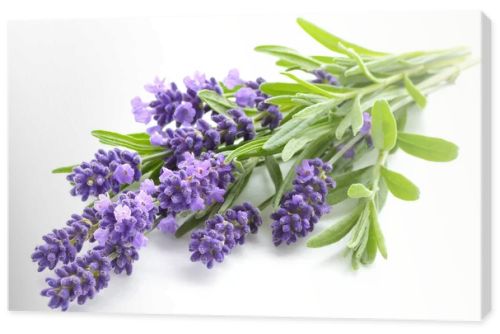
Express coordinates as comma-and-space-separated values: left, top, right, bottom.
31, 208, 99, 271
41, 250, 111, 311
157, 152, 234, 233
223, 69, 283, 130
67, 149, 141, 201
271, 159, 335, 246
93, 190, 158, 274
131, 73, 222, 128
189, 202, 262, 268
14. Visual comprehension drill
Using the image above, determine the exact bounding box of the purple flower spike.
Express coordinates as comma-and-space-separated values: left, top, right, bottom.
41, 250, 111, 311
31, 208, 98, 271
67, 149, 141, 201
271, 158, 335, 246
157, 152, 234, 219
189, 202, 262, 268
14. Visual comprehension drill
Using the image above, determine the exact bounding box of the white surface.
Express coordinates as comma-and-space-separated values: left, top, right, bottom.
7, 11, 485, 322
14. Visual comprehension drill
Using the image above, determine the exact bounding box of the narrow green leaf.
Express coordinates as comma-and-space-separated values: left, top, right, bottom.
280, 72, 335, 98
225, 137, 269, 162
91, 130, 162, 153
52, 165, 77, 174
371, 100, 397, 151
254, 45, 322, 71
347, 183, 373, 198
307, 208, 362, 248
397, 132, 459, 162
347, 205, 370, 249
380, 166, 420, 201
197, 89, 236, 117
361, 215, 378, 264
282, 137, 309, 162
219, 167, 255, 213
260, 82, 314, 96
404, 75, 427, 109
369, 199, 387, 259
337, 42, 382, 83
296, 18, 387, 57
350, 94, 363, 135
263, 100, 333, 150
265, 156, 283, 192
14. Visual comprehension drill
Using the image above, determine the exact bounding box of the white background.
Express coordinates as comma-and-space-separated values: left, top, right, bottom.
1, 0, 498, 333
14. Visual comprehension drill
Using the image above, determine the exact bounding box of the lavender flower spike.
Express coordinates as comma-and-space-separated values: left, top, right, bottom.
189, 202, 262, 268
271, 159, 335, 246
41, 250, 111, 311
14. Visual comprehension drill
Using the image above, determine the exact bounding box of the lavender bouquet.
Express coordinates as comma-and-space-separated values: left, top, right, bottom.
32, 18, 474, 311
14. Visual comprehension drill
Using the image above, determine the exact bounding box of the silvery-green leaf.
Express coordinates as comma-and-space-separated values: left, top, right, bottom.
397, 132, 459, 162
350, 94, 363, 135
371, 100, 397, 151
197, 89, 235, 117
369, 199, 387, 259
381, 166, 420, 201
265, 156, 283, 192
255, 45, 322, 71
347, 183, 373, 198
280, 72, 336, 98
52, 165, 77, 174
307, 207, 363, 248
296, 18, 387, 57
282, 137, 309, 162
404, 75, 427, 109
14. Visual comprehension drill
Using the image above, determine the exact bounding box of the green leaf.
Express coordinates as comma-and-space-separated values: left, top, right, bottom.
307, 208, 362, 248
260, 82, 315, 96
296, 18, 387, 57
350, 94, 363, 135
280, 72, 336, 98
282, 137, 308, 162
337, 43, 382, 83
404, 75, 427, 109
371, 100, 397, 151
254, 45, 322, 71
347, 205, 370, 249
361, 215, 378, 265
224, 137, 269, 162
52, 164, 77, 174
369, 199, 387, 259
327, 167, 373, 205
347, 183, 372, 198
91, 130, 162, 154
380, 166, 420, 201
397, 132, 459, 162
265, 156, 283, 192
263, 100, 334, 150
197, 89, 236, 117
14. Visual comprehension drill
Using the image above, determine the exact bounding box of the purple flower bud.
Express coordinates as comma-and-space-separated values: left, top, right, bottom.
235, 87, 257, 107
158, 215, 178, 234
113, 163, 135, 185
223, 69, 244, 89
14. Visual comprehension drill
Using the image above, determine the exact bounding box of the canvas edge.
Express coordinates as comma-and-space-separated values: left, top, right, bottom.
480, 11, 492, 320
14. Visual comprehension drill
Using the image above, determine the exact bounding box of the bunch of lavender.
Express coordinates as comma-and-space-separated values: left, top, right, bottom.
38, 17, 473, 311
